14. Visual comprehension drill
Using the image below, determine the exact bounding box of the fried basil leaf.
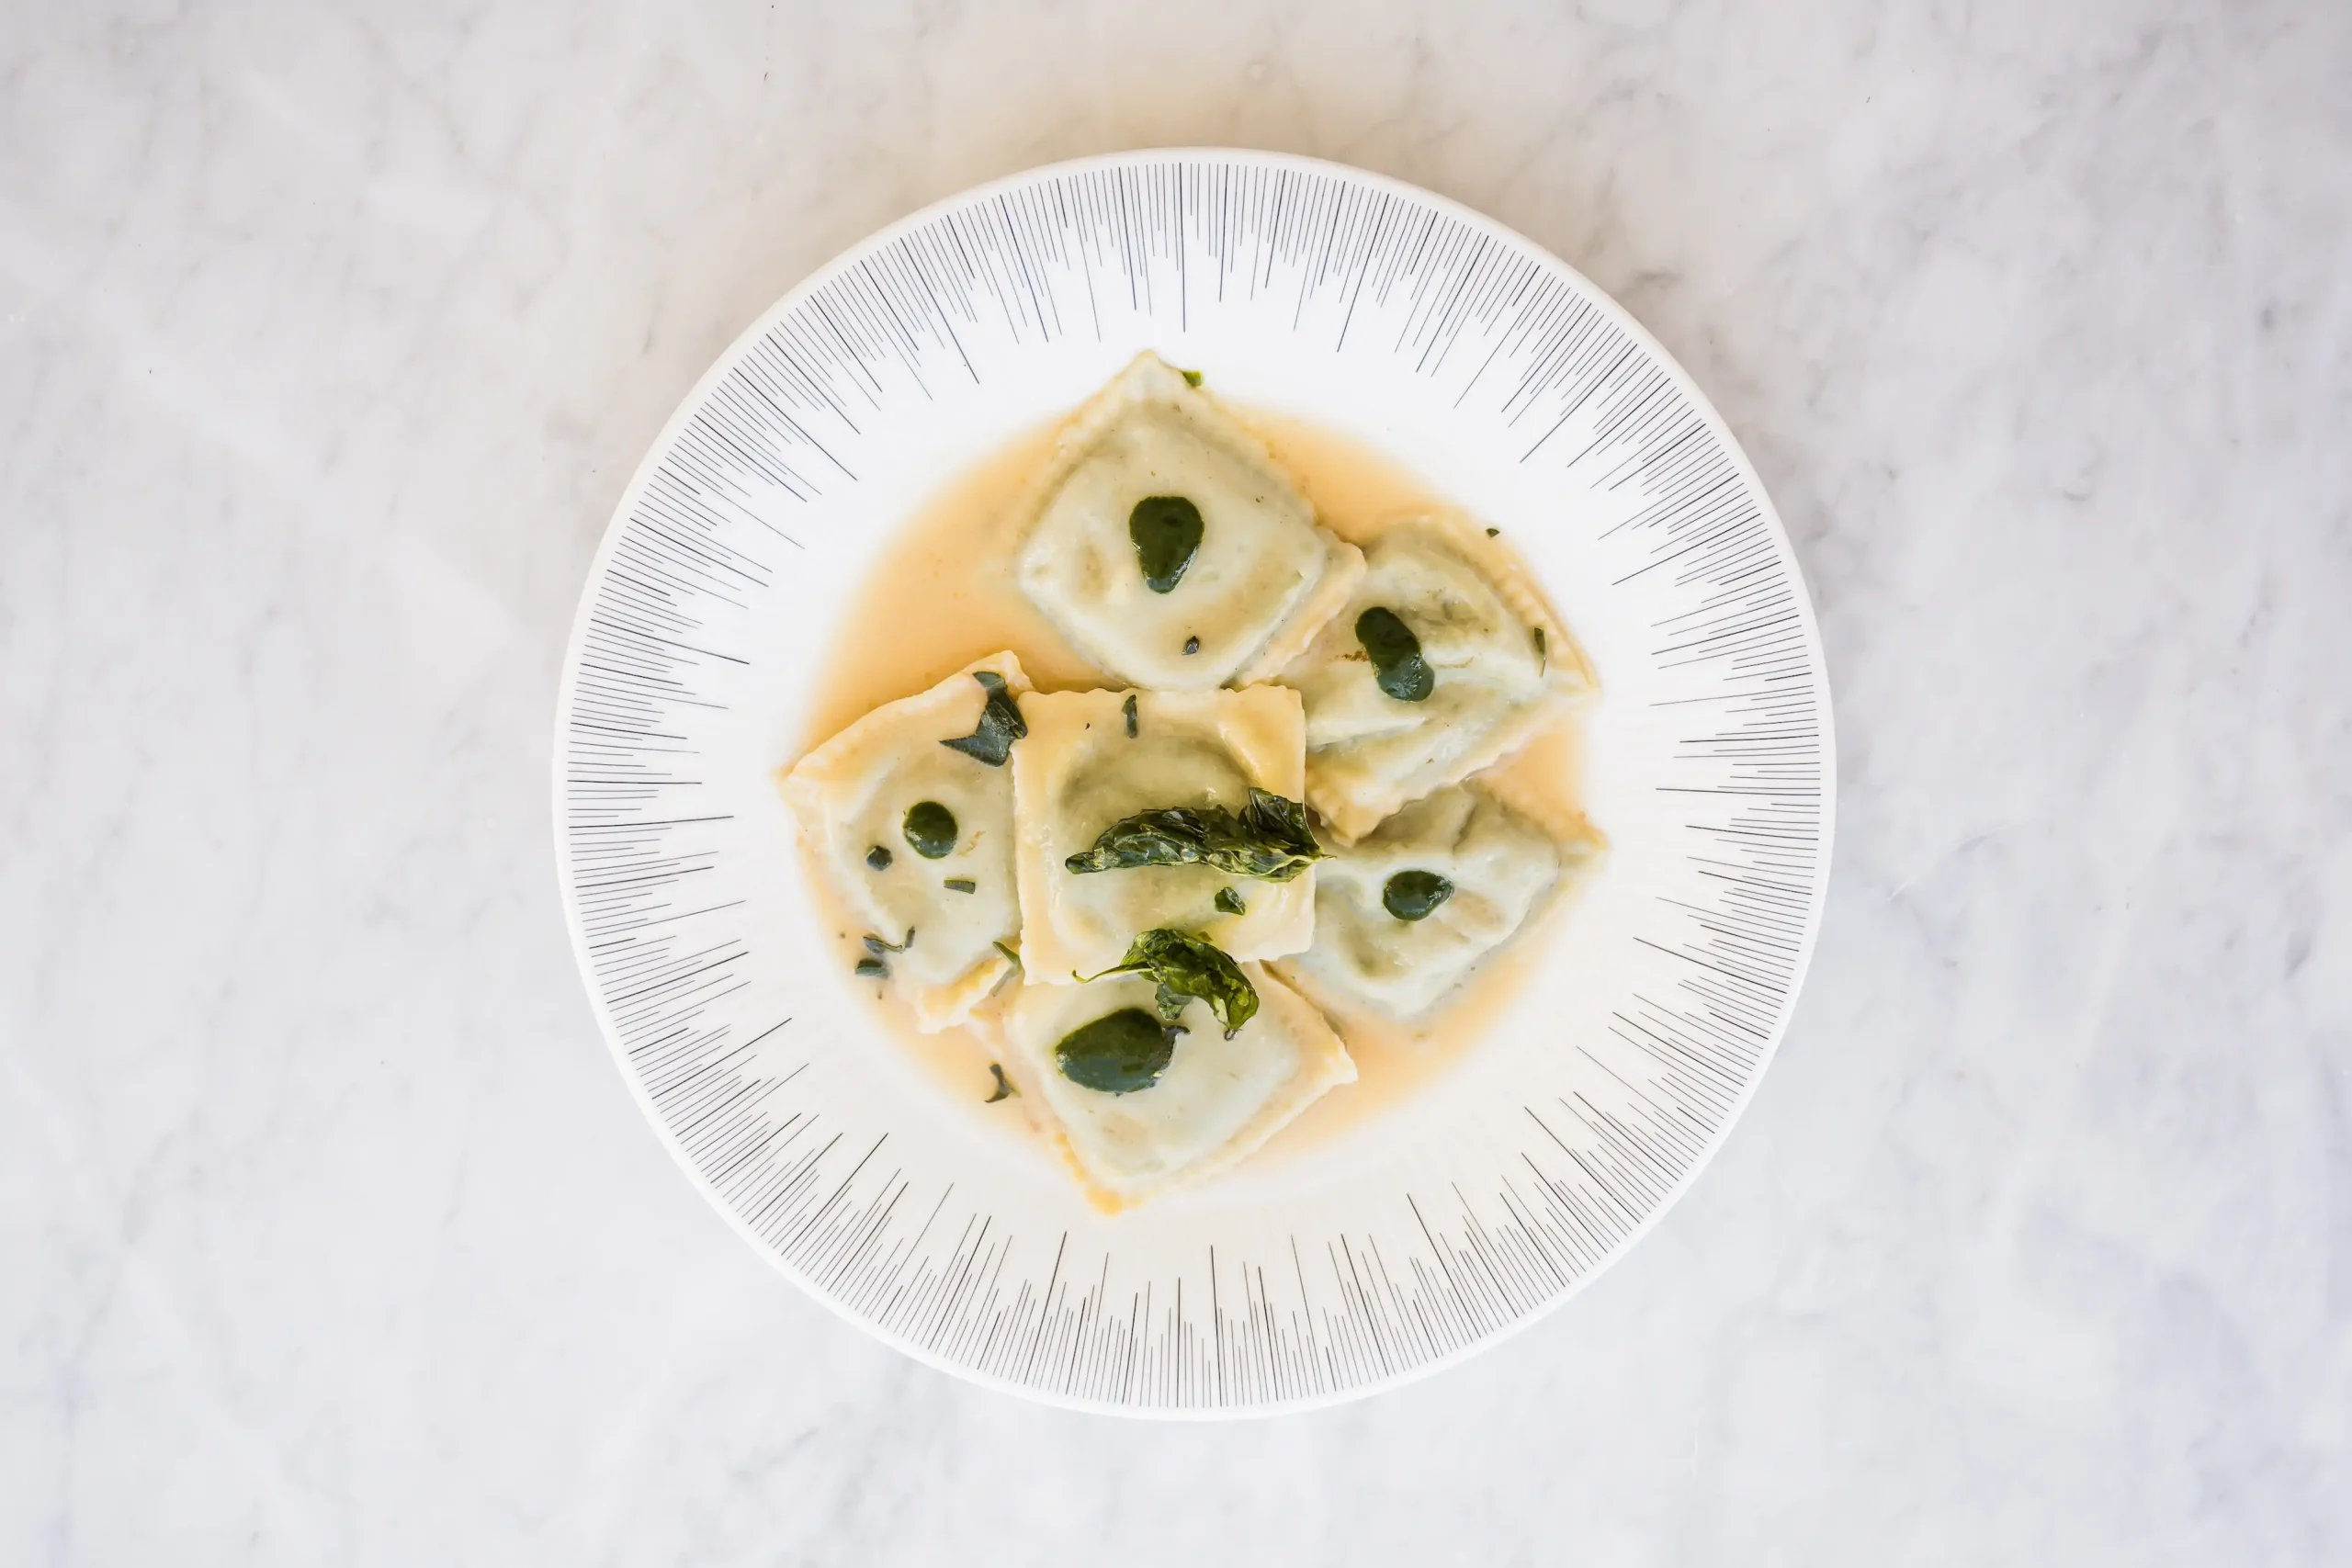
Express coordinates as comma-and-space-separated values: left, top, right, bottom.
1079, 928, 1260, 1038
940, 670, 1027, 766
1063, 786, 1328, 883
1356, 605, 1434, 703
1054, 1007, 1185, 1094
1381, 870, 1454, 921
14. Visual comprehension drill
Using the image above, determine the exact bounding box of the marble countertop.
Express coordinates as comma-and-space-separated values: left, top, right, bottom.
5, 2, 2346, 1562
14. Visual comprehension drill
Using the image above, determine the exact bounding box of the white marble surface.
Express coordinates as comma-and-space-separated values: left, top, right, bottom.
4, 0, 2346, 1561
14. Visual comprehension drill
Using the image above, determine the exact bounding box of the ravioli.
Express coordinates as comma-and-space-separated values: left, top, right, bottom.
782, 654, 1030, 1031
1276, 517, 1593, 841
992, 964, 1354, 1210
1011, 686, 1317, 981
1275, 785, 1603, 1022
1014, 353, 1363, 692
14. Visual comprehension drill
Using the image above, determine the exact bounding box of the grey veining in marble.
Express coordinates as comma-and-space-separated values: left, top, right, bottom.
3, 2, 2346, 1562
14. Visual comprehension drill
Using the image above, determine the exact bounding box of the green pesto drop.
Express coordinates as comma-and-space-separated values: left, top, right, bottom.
1129, 495, 1204, 594
902, 800, 957, 859
1382, 869, 1454, 921
1054, 1007, 1184, 1095
1356, 606, 1434, 703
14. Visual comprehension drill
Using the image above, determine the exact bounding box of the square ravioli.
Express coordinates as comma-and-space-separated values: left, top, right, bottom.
1277, 517, 1595, 841
1011, 686, 1316, 981
1014, 352, 1363, 692
1275, 784, 1604, 1022
993, 964, 1354, 1210
781, 654, 1031, 1032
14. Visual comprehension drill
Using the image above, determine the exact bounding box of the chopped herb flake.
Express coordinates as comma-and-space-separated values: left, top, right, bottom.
1215, 886, 1247, 916
864, 929, 913, 956
1179, 367, 1204, 387
985, 1063, 1017, 1102
944, 878, 977, 894
865, 844, 893, 871
1533, 626, 1547, 671
992, 940, 1022, 969
1182, 636, 1200, 655
941, 670, 1027, 766
854, 956, 890, 980
1123, 693, 1138, 738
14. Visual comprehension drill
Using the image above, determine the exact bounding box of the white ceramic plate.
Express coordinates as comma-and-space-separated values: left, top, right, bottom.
554, 150, 1833, 1416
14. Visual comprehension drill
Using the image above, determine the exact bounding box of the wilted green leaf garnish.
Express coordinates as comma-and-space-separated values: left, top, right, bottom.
1128, 495, 1204, 594
985, 1063, 1017, 1102
1123, 694, 1138, 738
1382, 870, 1453, 921
865, 844, 893, 871
854, 956, 890, 980
940, 670, 1027, 766
1079, 928, 1259, 1038
1064, 787, 1328, 883
1215, 886, 1246, 916
1054, 1007, 1184, 1094
903, 800, 957, 859
1356, 606, 1434, 703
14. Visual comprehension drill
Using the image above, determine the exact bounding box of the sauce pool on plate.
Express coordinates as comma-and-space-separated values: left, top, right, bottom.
799, 401, 1594, 1160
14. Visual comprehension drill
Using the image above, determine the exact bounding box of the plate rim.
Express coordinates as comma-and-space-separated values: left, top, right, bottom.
550, 146, 1838, 1417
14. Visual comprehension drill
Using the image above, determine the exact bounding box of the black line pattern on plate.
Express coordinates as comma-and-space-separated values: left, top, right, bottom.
560, 154, 1827, 1411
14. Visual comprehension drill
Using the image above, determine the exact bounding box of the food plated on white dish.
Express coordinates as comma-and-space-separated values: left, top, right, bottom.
558, 151, 1831, 1413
